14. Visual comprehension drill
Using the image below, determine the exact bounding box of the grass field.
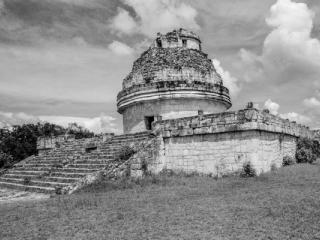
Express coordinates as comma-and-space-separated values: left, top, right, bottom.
1, 163, 320, 240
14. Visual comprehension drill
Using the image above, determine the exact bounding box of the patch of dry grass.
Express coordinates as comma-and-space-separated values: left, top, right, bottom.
1, 164, 320, 240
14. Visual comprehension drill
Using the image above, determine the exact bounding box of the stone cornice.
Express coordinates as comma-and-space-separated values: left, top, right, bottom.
152, 108, 314, 139
117, 81, 231, 113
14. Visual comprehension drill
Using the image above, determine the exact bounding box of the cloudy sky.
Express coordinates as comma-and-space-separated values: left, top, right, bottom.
0, 0, 319, 133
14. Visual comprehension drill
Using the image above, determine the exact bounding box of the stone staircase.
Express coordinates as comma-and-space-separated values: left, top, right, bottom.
0, 131, 153, 194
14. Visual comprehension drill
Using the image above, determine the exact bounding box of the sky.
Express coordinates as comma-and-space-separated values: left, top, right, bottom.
0, 0, 319, 133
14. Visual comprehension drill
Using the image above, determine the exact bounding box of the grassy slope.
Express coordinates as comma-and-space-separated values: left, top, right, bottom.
1, 164, 320, 240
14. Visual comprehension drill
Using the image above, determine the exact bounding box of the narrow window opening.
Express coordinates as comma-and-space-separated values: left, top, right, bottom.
182, 39, 187, 47
144, 77, 152, 84
145, 116, 155, 130
156, 39, 162, 48
85, 146, 97, 153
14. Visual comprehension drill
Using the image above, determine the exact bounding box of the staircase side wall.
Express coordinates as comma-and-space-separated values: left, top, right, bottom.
129, 136, 165, 177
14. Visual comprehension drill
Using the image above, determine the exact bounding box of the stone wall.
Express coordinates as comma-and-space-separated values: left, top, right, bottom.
162, 131, 296, 175
35, 108, 315, 178
121, 98, 229, 133
118, 81, 231, 133
37, 133, 114, 156
153, 108, 313, 139
140, 108, 314, 176
129, 135, 165, 177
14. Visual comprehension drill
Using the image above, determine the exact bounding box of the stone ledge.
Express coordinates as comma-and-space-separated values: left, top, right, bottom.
153, 108, 314, 139
117, 81, 230, 101
117, 88, 232, 114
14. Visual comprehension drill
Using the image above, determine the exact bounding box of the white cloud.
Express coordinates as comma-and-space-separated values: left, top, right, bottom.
262, 0, 320, 70
0, 111, 120, 134
110, 8, 138, 35
111, 0, 199, 37
0, 111, 39, 128
260, 99, 311, 125
108, 41, 134, 56
237, 0, 320, 84
39, 114, 119, 134
264, 99, 280, 115
303, 97, 320, 108
266, 0, 314, 33
212, 59, 240, 98
280, 112, 311, 125
233, 0, 320, 128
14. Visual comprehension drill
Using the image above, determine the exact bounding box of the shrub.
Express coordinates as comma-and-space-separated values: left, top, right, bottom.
313, 140, 320, 158
296, 138, 318, 164
55, 186, 63, 195
159, 168, 175, 177
141, 159, 149, 176
0, 152, 14, 169
296, 148, 316, 164
240, 161, 256, 178
117, 145, 136, 162
282, 156, 295, 166
270, 163, 277, 171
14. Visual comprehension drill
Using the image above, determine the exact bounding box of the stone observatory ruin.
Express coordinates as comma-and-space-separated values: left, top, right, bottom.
117, 29, 231, 133
0, 29, 317, 194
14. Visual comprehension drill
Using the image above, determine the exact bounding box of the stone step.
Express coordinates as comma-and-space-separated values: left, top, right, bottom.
25, 160, 70, 165
80, 158, 114, 162
14, 166, 58, 172
0, 177, 69, 188
15, 165, 64, 170
12, 166, 101, 173
8, 169, 45, 175
0, 181, 55, 194
67, 164, 107, 169
74, 160, 110, 164
2, 173, 40, 179
82, 153, 115, 157
54, 168, 100, 173
44, 176, 81, 183
16, 163, 55, 168
49, 172, 88, 178
3, 171, 86, 180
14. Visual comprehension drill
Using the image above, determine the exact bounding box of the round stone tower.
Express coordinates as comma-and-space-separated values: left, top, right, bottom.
117, 28, 232, 133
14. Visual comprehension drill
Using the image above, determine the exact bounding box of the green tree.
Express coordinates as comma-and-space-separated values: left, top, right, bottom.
296, 138, 318, 164
0, 151, 14, 168
0, 122, 94, 168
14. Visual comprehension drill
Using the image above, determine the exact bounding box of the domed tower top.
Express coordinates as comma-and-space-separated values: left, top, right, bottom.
153, 28, 201, 50
117, 29, 232, 133
121, 28, 225, 90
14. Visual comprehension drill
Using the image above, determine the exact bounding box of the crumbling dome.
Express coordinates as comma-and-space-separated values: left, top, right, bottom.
117, 28, 232, 133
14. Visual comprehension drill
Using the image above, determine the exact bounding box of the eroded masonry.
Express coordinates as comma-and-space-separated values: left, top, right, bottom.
0, 29, 317, 194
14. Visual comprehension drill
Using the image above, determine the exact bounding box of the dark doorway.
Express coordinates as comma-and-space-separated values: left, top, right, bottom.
145, 116, 155, 130
156, 39, 162, 48
182, 39, 187, 47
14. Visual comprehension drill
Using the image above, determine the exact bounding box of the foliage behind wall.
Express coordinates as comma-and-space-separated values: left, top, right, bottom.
0, 122, 94, 168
